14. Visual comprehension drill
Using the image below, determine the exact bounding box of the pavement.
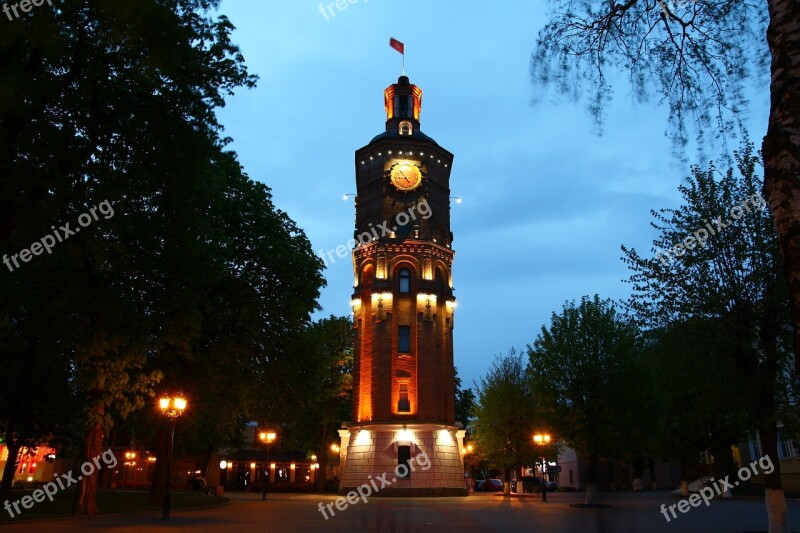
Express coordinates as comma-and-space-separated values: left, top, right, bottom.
1, 490, 798, 532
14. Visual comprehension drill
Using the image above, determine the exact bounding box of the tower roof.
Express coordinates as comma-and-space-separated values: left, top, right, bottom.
372, 76, 440, 146
384, 75, 422, 124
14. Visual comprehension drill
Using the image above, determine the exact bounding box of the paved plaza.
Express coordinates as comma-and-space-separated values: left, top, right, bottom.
1, 491, 799, 532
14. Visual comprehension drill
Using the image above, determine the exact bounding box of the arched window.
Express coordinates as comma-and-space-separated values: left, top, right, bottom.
399, 268, 411, 293
399, 121, 413, 136
360, 264, 375, 289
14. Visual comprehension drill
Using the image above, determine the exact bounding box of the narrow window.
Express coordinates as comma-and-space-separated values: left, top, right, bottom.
398, 384, 410, 412
398, 95, 410, 117
398, 445, 411, 478
435, 267, 446, 293
399, 268, 411, 293
399, 121, 412, 135
398, 325, 411, 353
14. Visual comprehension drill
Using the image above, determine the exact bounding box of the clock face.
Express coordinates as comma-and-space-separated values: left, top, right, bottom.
390, 162, 423, 191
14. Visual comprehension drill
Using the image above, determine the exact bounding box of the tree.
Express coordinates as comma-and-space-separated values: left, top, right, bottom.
0, 302, 78, 498
146, 164, 325, 504
622, 143, 793, 526
0, 0, 327, 515
528, 296, 647, 504
644, 319, 751, 496
278, 316, 353, 492
472, 349, 540, 495
532, 5, 798, 527
454, 368, 476, 430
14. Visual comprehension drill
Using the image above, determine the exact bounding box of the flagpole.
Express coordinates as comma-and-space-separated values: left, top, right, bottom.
390, 38, 405, 76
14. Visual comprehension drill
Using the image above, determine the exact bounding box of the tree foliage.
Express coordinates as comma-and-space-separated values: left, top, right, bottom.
275, 316, 353, 491
623, 143, 782, 328
532, 1, 767, 148
533, 3, 799, 523
643, 319, 750, 484
0, 0, 324, 514
472, 349, 540, 489
528, 295, 651, 501
622, 143, 794, 504
454, 368, 476, 430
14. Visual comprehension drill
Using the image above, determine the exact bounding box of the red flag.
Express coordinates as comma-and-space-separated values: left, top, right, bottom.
390, 38, 404, 55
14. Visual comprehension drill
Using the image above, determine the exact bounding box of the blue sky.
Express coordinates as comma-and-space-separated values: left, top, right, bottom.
213, 0, 769, 387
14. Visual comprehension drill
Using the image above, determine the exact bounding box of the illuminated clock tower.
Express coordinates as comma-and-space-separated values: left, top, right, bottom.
338, 76, 466, 496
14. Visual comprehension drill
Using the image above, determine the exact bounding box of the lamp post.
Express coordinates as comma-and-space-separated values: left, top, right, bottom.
533, 433, 551, 502
461, 444, 474, 492
310, 455, 319, 486
123, 451, 137, 488
159, 393, 187, 520
259, 430, 277, 500
330, 443, 341, 483
219, 460, 228, 490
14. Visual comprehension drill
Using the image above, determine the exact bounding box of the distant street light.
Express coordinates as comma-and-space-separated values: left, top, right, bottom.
533, 433, 551, 502
159, 393, 187, 520
123, 451, 137, 488
450, 196, 463, 204
343, 193, 357, 201
219, 460, 228, 489
310, 455, 319, 486
259, 430, 277, 500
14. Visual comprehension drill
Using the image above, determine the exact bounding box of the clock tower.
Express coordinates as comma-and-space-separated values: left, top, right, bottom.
337, 75, 467, 496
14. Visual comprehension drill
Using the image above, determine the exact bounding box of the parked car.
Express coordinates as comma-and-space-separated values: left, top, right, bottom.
475, 479, 485, 492
515, 476, 555, 493
482, 479, 504, 492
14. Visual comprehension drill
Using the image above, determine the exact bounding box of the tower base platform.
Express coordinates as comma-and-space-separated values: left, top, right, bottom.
338, 422, 468, 497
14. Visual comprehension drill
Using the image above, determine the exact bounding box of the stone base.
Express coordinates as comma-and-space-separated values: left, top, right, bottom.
338, 422, 467, 497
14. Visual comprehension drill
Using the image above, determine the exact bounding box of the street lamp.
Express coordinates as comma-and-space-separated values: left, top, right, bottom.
533, 433, 551, 502
159, 392, 187, 520
123, 451, 137, 488
259, 430, 277, 500
330, 443, 340, 454
461, 443, 475, 492
219, 460, 228, 489
450, 196, 463, 204
310, 455, 319, 486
